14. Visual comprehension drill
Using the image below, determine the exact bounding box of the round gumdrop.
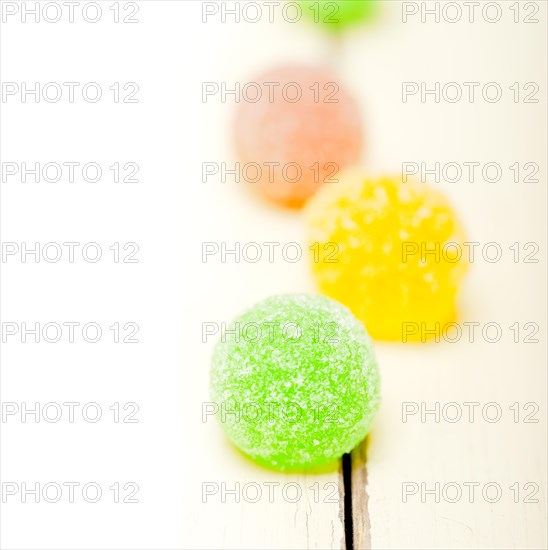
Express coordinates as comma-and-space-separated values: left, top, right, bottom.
298, 0, 376, 31
305, 173, 468, 341
234, 66, 363, 208
210, 294, 380, 470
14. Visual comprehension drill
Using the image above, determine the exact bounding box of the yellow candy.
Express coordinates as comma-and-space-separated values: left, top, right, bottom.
305, 173, 468, 341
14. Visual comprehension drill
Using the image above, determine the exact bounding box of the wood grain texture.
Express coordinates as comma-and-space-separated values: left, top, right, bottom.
356, 340, 547, 550
351, 440, 372, 550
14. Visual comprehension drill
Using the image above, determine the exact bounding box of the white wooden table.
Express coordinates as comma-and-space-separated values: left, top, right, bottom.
1, 1, 546, 548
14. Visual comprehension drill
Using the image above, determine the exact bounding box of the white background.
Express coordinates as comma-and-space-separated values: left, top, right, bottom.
1, 1, 546, 549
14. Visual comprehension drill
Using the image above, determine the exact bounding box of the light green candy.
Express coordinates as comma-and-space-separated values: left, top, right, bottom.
298, 0, 376, 31
210, 294, 380, 471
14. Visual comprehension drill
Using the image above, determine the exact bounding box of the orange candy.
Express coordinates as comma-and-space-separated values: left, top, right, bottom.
234, 66, 363, 208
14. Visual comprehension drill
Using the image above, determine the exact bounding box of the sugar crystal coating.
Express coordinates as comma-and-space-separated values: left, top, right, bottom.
210, 294, 380, 470
234, 66, 363, 208
305, 174, 468, 341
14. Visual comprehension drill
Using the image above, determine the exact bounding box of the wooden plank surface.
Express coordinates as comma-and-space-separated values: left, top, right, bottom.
347, 4, 548, 548
1, 2, 546, 549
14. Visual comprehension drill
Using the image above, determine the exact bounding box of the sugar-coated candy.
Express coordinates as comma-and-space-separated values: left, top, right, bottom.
305, 174, 468, 341
234, 66, 363, 208
298, 0, 376, 31
210, 294, 380, 470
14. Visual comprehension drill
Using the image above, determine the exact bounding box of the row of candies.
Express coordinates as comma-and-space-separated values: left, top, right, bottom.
209, 1, 464, 471
233, 0, 467, 341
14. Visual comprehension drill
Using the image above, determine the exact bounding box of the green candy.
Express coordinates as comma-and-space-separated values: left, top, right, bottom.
298, 0, 376, 31
210, 294, 380, 471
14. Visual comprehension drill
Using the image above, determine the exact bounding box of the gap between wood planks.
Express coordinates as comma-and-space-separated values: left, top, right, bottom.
341, 437, 371, 550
